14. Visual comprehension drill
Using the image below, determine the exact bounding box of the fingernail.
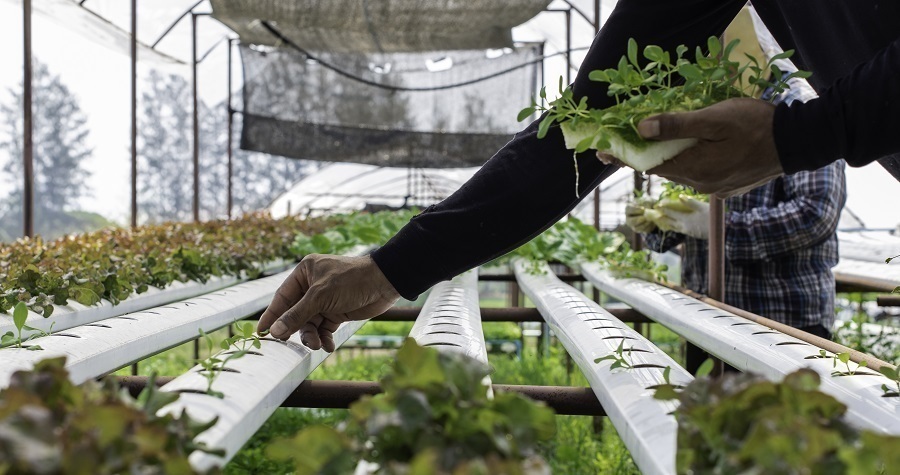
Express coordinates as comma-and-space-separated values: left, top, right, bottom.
639, 119, 660, 138
271, 321, 287, 337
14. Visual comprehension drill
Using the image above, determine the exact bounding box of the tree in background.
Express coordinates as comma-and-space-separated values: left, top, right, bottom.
138, 71, 316, 223
0, 60, 104, 241
137, 70, 194, 223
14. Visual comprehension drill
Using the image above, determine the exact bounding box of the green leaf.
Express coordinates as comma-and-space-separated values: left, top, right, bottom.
627, 38, 639, 67
695, 358, 714, 378
537, 114, 554, 139
706, 36, 722, 58
517, 106, 535, 122
13, 302, 28, 333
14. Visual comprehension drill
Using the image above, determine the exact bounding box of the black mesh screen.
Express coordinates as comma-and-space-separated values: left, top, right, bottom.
239, 44, 541, 168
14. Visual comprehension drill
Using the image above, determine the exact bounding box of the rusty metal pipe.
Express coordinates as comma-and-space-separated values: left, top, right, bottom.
116, 377, 605, 416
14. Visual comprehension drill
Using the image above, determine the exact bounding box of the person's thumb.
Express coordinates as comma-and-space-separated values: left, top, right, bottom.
637, 109, 717, 141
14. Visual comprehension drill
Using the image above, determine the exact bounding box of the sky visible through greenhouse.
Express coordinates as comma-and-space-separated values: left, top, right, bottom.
0, 0, 897, 230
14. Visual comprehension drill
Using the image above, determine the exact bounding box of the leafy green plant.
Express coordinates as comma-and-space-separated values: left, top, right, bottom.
0, 357, 223, 474
601, 247, 669, 283
1, 213, 326, 317
671, 369, 899, 474
0, 301, 50, 350
831, 352, 869, 377
197, 323, 264, 399
877, 365, 900, 398
594, 339, 638, 370
267, 339, 556, 474
519, 37, 809, 174
290, 209, 418, 257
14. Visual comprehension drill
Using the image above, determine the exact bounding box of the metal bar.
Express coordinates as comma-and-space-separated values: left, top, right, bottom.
23, 0, 34, 238
480, 273, 585, 282
372, 306, 651, 324
876, 295, 900, 307
226, 38, 233, 219
191, 13, 200, 222
117, 377, 606, 416
150, 0, 204, 49
707, 196, 726, 377
198, 35, 229, 63
560, 0, 596, 28
565, 8, 572, 86
130, 0, 138, 228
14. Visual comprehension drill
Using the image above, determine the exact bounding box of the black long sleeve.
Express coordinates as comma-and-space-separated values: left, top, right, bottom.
372, 0, 745, 299
373, 0, 900, 299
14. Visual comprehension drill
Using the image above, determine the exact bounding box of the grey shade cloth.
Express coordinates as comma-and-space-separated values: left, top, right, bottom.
211, 0, 552, 53
239, 44, 541, 167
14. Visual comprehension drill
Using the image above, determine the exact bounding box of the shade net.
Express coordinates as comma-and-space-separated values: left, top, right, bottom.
211, 0, 552, 53
239, 44, 541, 168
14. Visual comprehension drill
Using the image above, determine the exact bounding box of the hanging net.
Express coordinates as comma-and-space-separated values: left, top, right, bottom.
239, 44, 542, 168
210, 0, 552, 53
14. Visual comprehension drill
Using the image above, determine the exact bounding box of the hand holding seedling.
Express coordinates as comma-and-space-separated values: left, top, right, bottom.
633, 98, 784, 197
258, 254, 399, 351
651, 195, 710, 239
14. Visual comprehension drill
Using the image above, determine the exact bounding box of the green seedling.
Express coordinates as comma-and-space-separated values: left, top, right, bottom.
831, 352, 867, 377
0, 302, 49, 350
519, 37, 810, 184
594, 339, 636, 370
878, 365, 900, 397
652, 365, 684, 401
196, 322, 265, 398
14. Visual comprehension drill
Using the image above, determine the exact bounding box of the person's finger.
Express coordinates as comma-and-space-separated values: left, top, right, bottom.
299, 314, 325, 349
317, 318, 342, 353
637, 108, 722, 142
257, 263, 311, 333
270, 285, 324, 340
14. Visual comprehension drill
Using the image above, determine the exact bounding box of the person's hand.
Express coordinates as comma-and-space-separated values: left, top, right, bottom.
624, 203, 657, 234
598, 98, 783, 197
651, 197, 710, 239
258, 254, 400, 351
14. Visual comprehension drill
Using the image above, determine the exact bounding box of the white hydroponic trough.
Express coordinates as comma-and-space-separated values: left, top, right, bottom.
581, 263, 900, 436
515, 259, 692, 475
409, 269, 489, 365
0, 259, 292, 341
0, 270, 290, 388
159, 320, 366, 473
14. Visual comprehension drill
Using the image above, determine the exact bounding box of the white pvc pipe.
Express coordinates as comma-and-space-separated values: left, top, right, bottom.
409, 269, 488, 365
0, 259, 292, 341
582, 263, 900, 436
833, 258, 900, 290
515, 259, 692, 475
159, 320, 365, 473
0, 271, 291, 388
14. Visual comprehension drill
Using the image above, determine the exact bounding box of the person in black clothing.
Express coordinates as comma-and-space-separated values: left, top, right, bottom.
257, 1, 900, 350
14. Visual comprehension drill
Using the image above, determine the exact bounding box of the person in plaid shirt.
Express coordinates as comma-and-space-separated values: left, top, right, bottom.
635, 74, 846, 372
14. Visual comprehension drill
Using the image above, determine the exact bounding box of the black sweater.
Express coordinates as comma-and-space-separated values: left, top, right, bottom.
372, 0, 900, 300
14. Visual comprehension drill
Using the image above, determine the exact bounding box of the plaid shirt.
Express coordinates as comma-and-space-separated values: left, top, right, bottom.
644, 81, 847, 329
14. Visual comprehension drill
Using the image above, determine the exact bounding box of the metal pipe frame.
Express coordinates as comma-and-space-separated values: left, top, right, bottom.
479, 273, 585, 282
117, 377, 606, 416
191, 12, 200, 222
707, 196, 726, 376
226, 38, 234, 219
130, 0, 138, 227
372, 306, 652, 324
23, 0, 34, 238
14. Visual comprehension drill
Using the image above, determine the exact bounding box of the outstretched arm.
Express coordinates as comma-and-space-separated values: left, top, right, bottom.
260, 0, 746, 342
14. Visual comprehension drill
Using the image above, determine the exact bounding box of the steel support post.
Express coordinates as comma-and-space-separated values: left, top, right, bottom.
191, 13, 200, 222
130, 0, 138, 227
708, 196, 726, 376
226, 38, 234, 219
23, 0, 34, 238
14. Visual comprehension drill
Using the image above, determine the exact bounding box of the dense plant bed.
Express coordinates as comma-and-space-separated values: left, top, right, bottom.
0, 213, 331, 317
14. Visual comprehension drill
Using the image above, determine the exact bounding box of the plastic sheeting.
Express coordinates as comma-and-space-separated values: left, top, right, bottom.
269, 163, 477, 217
240, 44, 540, 168
210, 0, 552, 53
